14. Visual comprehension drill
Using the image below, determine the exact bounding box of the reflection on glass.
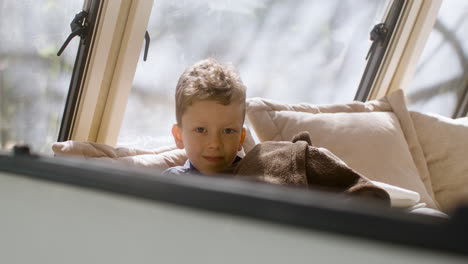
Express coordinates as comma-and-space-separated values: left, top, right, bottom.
0, 1, 83, 154
119, 0, 390, 149
407, 0, 468, 117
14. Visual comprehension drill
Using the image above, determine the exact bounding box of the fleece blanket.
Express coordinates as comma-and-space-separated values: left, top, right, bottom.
233, 132, 390, 205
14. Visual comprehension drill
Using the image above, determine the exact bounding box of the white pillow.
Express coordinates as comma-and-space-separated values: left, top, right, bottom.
246, 90, 439, 209
371, 180, 420, 208
410, 111, 468, 212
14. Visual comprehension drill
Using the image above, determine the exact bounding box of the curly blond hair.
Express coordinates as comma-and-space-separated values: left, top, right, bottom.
175, 58, 246, 125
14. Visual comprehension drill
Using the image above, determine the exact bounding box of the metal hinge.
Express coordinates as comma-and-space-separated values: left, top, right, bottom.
366, 23, 389, 60
57, 11, 89, 56
143, 30, 150, 61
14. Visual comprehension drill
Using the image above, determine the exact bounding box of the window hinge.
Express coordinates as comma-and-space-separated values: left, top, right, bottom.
143, 30, 150, 61
365, 23, 389, 60
57, 11, 89, 56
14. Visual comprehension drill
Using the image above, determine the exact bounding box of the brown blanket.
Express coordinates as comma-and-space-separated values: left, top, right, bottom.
234, 132, 390, 205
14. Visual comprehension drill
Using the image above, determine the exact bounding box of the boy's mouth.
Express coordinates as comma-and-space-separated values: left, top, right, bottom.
203, 156, 224, 163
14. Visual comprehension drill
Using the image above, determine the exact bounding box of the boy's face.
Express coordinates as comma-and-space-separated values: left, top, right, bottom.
172, 100, 246, 175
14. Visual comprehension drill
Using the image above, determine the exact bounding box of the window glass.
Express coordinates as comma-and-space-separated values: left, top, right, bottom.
0, 1, 83, 154
407, 0, 468, 117
118, 0, 390, 149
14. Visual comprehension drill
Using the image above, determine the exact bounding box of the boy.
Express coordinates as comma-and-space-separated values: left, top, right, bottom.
163, 58, 247, 175
161, 58, 389, 205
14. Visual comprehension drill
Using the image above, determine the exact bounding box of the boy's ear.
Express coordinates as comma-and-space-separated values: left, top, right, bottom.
172, 124, 184, 149
238, 127, 246, 151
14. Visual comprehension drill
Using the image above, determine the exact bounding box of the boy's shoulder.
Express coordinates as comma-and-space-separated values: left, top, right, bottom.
162, 160, 198, 175
162, 156, 243, 175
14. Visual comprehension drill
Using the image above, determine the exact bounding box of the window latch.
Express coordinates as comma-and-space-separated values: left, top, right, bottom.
57, 11, 89, 56
143, 30, 150, 61
365, 23, 389, 60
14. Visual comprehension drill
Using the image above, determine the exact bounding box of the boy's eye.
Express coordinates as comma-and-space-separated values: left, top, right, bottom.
194, 127, 207, 133
223, 128, 236, 134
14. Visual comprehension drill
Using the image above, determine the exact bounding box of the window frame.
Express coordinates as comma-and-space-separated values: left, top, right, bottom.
354, 0, 405, 102
58, 0, 103, 142
60, 0, 447, 146
454, 87, 468, 118
366, 0, 443, 101
58, 0, 154, 145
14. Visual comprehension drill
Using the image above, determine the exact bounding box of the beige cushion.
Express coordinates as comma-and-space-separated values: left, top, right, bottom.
52, 127, 257, 170
246, 89, 438, 209
410, 111, 468, 212
52, 141, 187, 171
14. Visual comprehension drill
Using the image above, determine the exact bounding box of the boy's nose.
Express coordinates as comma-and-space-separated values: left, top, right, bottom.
207, 133, 222, 149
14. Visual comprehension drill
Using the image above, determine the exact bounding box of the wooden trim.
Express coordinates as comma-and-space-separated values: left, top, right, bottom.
70, 0, 153, 145
97, 0, 153, 145
71, 0, 123, 142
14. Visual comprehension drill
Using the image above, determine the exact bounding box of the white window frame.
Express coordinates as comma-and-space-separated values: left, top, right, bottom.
369, 0, 443, 100
70, 0, 153, 146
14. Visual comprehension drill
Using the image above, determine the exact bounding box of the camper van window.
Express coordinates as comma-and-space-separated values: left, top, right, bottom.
0, 1, 83, 154
407, 0, 468, 118
117, 0, 392, 149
